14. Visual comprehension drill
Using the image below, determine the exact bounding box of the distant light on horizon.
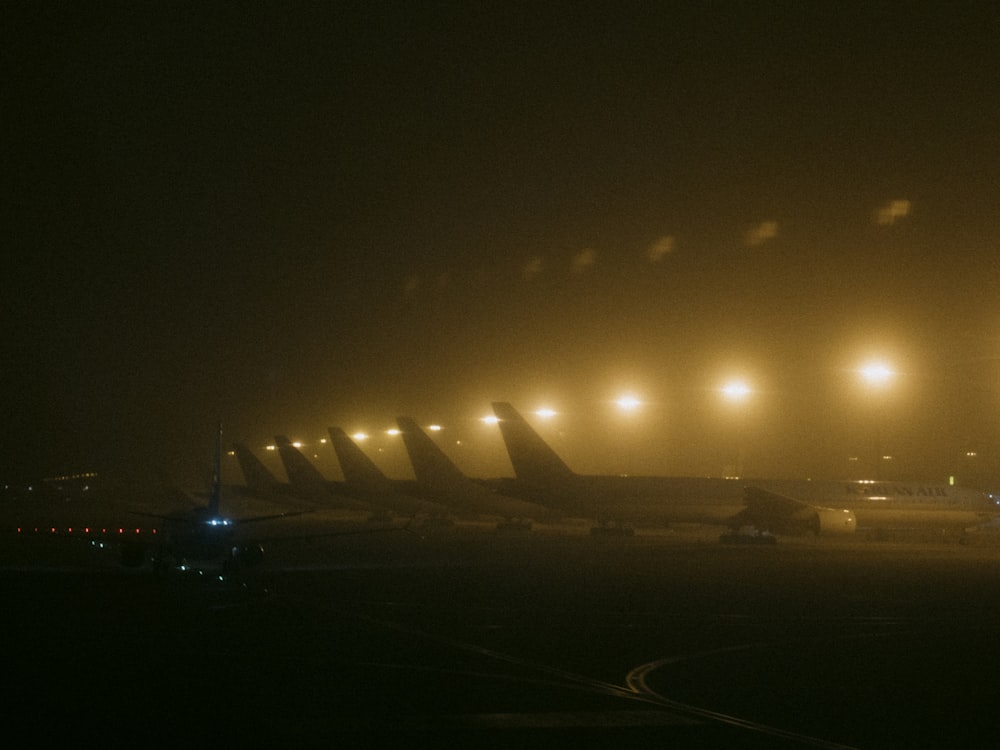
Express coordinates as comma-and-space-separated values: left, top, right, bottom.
859, 362, 894, 386
428, 424, 442, 431
615, 395, 642, 412
481, 415, 499, 425
352, 432, 368, 441
386, 428, 401, 436
721, 380, 752, 402
534, 408, 557, 419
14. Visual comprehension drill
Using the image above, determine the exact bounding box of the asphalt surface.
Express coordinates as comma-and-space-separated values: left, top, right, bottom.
5, 524, 1000, 748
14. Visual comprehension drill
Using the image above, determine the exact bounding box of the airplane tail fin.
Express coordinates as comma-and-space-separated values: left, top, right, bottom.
208, 421, 223, 517
232, 441, 284, 494
328, 427, 394, 493
274, 435, 330, 494
491, 402, 577, 485
396, 417, 467, 488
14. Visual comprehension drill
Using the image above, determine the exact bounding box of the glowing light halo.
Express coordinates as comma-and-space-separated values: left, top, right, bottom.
858, 361, 894, 387
614, 394, 642, 412
721, 380, 752, 402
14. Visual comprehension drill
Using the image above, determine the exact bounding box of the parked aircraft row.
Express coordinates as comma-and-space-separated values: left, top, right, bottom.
21, 403, 990, 573
232, 403, 997, 543
10, 426, 397, 575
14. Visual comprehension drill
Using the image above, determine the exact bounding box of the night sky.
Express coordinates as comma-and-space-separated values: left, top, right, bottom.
5, 3, 1000, 487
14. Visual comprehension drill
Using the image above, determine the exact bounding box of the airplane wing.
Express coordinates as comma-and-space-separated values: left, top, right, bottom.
228, 509, 315, 525
128, 508, 314, 525
251, 521, 416, 545
736, 486, 856, 536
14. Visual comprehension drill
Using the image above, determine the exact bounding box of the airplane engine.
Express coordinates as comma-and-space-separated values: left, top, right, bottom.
229, 543, 265, 569
119, 539, 147, 568
741, 505, 858, 537
814, 507, 857, 535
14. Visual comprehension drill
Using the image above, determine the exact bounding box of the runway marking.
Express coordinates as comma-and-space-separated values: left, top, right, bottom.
352, 611, 861, 747
447, 709, 699, 728
354, 611, 640, 701
626, 647, 861, 749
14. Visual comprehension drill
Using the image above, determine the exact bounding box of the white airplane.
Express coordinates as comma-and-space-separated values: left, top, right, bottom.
488, 402, 995, 541
231, 441, 293, 499
325, 427, 454, 523
272, 431, 453, 523
270, 435, 374, 512
395, 416, 556, 528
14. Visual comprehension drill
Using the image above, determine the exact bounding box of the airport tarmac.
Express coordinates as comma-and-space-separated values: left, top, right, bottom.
4, 524, 1000, 748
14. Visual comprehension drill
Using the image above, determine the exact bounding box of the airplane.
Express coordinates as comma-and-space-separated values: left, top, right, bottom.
231, 441, 293, 499
121, 425, 316, 573
395, 416, 558, 529
8, 429, 420, 574
325, 427, 455, 524
273, 433, 453, 524
488, 402, 996, 541
271, 435, 376, 512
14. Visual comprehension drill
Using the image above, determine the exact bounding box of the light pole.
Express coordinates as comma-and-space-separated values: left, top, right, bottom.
858, 361, 894, 480
614, 393, 642, 475
721, 380, 752, 478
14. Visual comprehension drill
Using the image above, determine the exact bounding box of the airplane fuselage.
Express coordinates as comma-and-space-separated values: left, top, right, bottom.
487, 474, 994, 530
